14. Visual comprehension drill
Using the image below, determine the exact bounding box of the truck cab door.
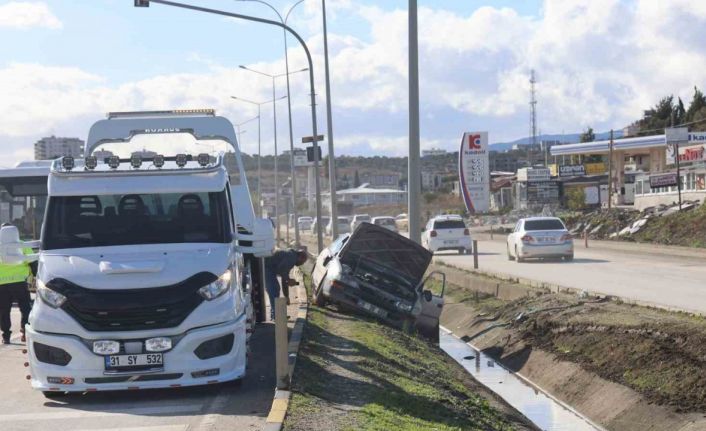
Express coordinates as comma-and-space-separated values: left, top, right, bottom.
414, 271, 446, 343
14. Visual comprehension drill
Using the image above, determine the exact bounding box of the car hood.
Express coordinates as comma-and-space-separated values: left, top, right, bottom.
39, 243, 231, 290
339, 222, 432, 289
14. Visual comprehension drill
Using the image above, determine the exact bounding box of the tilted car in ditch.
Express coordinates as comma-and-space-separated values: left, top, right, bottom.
311, 222, 445, 340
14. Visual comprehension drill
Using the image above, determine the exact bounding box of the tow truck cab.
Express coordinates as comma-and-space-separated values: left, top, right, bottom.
24, 110, 274, 395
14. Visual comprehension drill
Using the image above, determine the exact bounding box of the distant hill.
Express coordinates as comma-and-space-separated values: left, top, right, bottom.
490, 130, 625, 151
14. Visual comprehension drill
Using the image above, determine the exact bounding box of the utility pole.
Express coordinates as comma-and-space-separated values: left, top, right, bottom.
322, 0, 338, 238
607, 129, 614, 210
529, 69, 537, 148
408, 0, 421, 244
669, 114, 684, 211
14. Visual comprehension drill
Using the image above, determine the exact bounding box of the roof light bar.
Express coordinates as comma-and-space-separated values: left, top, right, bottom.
106, 109, 216, 119
84, 156, 97, 170
61, 156, 74, 171
107, 155, 120, 169
153, 154, 165, 168
130, 154, 142, 169
197, 153, 210, 167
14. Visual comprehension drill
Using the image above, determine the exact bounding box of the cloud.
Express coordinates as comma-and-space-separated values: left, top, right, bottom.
2, 0, 706, 167
0, 2, 62, 29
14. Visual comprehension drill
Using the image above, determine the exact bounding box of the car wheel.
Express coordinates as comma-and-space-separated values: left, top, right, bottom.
507, 245, 514, 261
515, 246, 524, 263
564, 254, 574, 262
314, 280, 327, 307
458, 248, 464, 255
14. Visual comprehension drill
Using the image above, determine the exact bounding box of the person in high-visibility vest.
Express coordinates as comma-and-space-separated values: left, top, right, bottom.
0, 223, 34, 344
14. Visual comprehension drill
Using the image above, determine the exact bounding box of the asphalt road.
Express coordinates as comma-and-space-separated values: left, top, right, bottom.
0, 301, 292, 431
434, 238, 706, 314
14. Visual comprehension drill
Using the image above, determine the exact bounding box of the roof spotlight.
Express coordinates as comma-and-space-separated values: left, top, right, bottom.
153, 154, 165, 168
175, 153, 188, 168
107, 155, 120, 169
197, 153, 210, 167
84, 156, 97, 170
130, 154, 142, 169
61, 156, 74, 171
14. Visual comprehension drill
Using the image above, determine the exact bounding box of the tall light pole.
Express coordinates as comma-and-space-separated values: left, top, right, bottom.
235, 0, 305, 246
135, 0, 326, 253
408, 0, 421, 244
232, 95, 287, 218
239, 65, 308, 243
321, 0, 338, 238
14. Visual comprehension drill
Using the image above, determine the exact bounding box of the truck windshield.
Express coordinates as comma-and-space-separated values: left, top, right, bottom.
42, 191, 231, 250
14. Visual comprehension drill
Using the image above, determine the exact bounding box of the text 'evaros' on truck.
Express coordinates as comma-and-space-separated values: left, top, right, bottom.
0, 110, 275, 397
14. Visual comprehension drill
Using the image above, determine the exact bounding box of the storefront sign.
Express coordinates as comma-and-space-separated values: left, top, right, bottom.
517, 167, 551, 182
584, 162, 606, 175
667, 143, 706, 165
649, 172, 678, 188
559, 164, 586, 177
458, 132, 490, 213
526, 181, 559, 204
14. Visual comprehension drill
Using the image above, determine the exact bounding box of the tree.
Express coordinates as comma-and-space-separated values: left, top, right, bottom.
580, 127, 595, 143
566, 187, 586, 211
353, 170, 361, 187
686, 86, 706, 123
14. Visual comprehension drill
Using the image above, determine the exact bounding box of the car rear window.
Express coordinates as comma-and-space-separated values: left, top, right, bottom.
433, 220, 466, 229
524, 219, 565, 230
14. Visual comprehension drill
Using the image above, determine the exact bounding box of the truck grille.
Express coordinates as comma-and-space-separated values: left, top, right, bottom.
47, 272, 216, 332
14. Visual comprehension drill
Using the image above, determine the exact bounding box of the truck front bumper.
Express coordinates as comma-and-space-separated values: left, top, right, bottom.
26, 314, 247, 392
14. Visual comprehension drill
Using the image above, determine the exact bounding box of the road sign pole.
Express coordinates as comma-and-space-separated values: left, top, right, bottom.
408, 0, 421, 244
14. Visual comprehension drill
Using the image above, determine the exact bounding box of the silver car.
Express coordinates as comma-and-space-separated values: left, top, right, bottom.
506, 217, 574, 262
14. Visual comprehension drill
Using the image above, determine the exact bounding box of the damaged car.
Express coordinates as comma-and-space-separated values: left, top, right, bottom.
311, 222, 445, 340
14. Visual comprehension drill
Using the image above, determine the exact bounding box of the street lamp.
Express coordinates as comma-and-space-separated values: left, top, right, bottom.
232, 95, 287, 218
239, 64, 308, 243
134, 0, 326, 253
239, 0, 338, 241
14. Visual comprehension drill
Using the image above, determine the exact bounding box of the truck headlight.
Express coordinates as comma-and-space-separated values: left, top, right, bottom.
199, 270, 232, 300
37, 280, 67, 308
93, 340, 120, 355
145, 337, 172, 352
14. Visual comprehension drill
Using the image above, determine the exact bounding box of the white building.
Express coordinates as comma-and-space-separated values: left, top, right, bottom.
323, 183, 406, 209
34, 136, 84, 160
422, 171, 444, 191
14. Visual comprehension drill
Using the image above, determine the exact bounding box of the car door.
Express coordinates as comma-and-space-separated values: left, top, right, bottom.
415, 271, 446, 343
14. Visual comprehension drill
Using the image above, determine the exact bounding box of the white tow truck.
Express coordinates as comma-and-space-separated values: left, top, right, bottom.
6, 110, 274, 396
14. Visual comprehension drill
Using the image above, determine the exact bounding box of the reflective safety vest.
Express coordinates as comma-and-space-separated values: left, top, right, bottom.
0, 248, 32, 286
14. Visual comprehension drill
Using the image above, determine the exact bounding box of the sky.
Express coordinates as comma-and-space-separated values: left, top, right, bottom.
1, 0, 706, 164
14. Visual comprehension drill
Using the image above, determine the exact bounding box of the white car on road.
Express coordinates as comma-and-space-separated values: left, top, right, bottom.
422, 215, 472, 254
297, 216, 313, 231
326, 216, 351, 235
371, 216, 398, 232
507, 217, 574, 262
350, 214, 371, 231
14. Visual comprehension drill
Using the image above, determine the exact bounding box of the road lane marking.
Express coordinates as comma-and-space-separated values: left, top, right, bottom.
0, 404, 203, 422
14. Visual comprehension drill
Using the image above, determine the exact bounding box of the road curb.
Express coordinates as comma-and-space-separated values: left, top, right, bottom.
263, 267, 309, 431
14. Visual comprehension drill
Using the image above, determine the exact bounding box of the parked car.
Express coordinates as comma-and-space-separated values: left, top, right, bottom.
326, 216, 351, 235
350, 214, 371, 231
311, 216, 330, 235
507, 217, 574, 262
422, 215, 472, 254
311, 222, 445, 340
395, 213, 409, 231
371, 216, 398, 232
298, 216, 313, 231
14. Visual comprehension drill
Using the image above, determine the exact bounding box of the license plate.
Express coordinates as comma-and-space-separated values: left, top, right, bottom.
444, 240, 458, 245
105, 353, 163, 369
357, 300, 386, 317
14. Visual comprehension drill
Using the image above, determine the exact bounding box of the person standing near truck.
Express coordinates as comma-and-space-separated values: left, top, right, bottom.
0, 223, 34, 344
264, 249, 307, 320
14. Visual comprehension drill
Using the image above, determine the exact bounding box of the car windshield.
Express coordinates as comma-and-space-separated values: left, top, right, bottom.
356, 215, 371, 221
42, 191, 230, 250
434, 220, 466, 229
524, 219, 565, 231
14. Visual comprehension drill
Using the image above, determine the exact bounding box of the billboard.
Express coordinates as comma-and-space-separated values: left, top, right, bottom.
458, 132, 490, 214
559, 164, 586, 177
649, 172, 678, 188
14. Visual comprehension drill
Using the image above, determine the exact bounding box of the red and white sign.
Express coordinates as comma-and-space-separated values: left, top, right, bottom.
458, 132, 489, 214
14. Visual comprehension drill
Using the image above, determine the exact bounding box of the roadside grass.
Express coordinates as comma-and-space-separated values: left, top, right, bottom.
284, 304, 525, 431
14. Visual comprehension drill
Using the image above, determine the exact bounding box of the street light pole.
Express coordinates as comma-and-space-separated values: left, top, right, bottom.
236, 0, 305, 248
408, 0, 421, 244
138, 0, 325, 253
321, 0, 338, 238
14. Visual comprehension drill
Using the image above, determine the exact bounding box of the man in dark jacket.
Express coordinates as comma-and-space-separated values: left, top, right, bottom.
264, 249, 307, 320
